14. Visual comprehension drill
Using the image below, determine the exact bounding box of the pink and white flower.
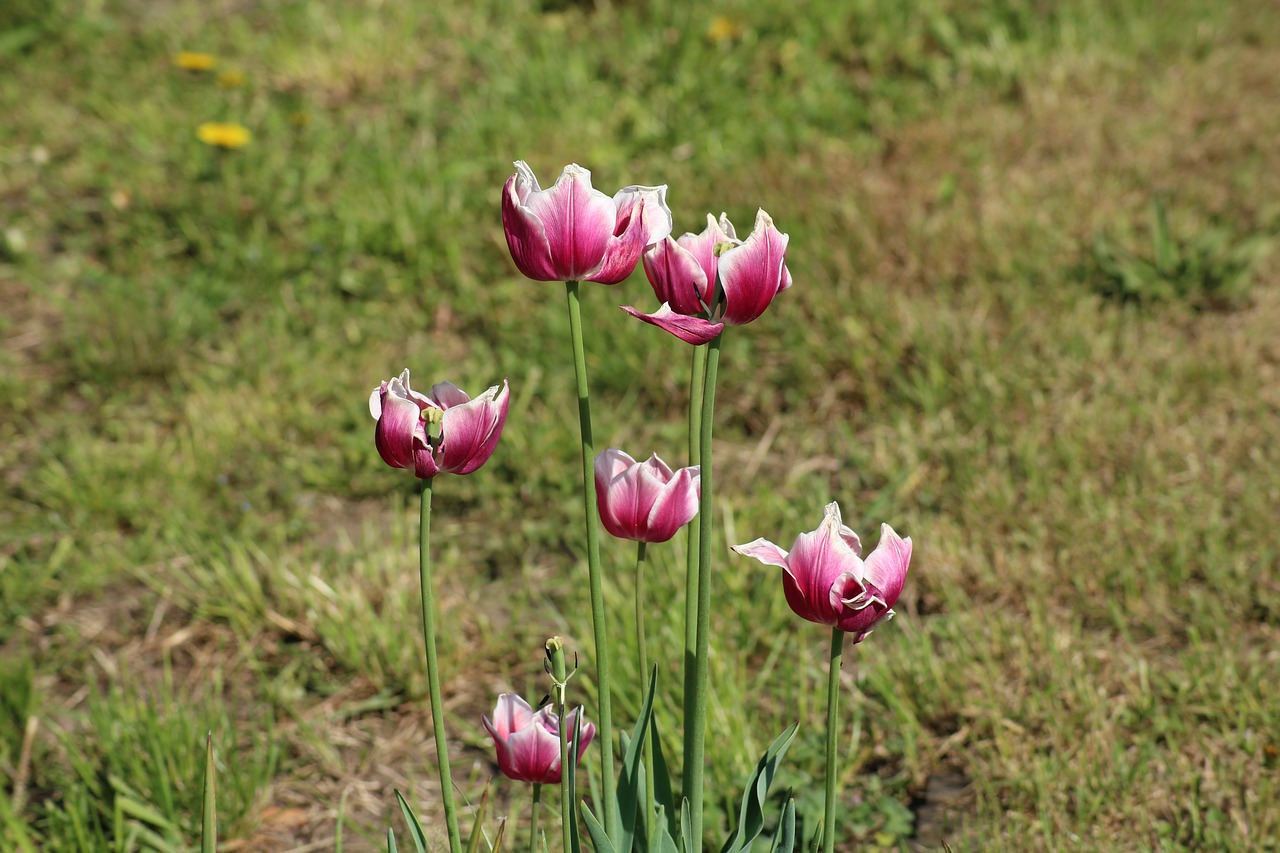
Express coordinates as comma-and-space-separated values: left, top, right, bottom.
594, 449, 700, 543
732, 503, 911, 643
482, 694, 595, 784
502, 161, 672, 284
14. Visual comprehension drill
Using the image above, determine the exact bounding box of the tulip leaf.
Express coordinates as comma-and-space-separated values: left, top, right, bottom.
718, 722, 800, 853
653, 804, 681, 853
465, 779, 492, 853
580, 801, 617, 853
387, 828, 398, 853
768, 798, 796, 853
617, 667, 658, 853
679, 798, 694, 853
650, 713, 676, 837
395, 790, 429, 853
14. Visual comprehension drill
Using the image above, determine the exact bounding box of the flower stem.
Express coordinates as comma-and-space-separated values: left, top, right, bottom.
548, 640, 573, 853
529, 783, 543, 853
686, 332, 722, 846
681, 343, 706, 791
823, 627, 845, 853
634, 541, 655, 845
419, 477, 462, 853
563, 280, 617, 842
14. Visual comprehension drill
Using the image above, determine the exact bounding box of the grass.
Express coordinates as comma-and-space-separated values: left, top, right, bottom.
2, 0, 1279, 849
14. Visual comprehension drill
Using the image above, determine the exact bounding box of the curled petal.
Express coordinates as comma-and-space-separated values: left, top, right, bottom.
621, 303, 723, 345
731, 538, 791, 569
585, 186, 671, 284
717, 209, 791, 326
373, 386, 426, 471
438, 380, 510, 474
861, 524, 912, 609
501, 165, 558, 281
642, 464, 701, 543
642, 237, 711, 314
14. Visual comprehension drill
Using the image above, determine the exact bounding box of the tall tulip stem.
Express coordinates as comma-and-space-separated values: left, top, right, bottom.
529, 783, 543, 853
634, 541, 656, 844
823, 627, 845, 853
686, 332, 722, 846
419, 477, 462, 853
681, 342, 706, 785
563, 280, 617, 842
548, 640, 573, 853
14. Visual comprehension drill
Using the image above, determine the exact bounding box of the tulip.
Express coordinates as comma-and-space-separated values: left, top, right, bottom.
594, 449, 701, 543
623, 208, 792, 345
369, 369, 509, 478
732, 502, 911, 643
502, 161, 673, 284
482, 694, 596, 784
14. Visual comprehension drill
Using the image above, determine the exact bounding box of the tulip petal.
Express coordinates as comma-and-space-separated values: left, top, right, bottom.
642, 237, 711, 315
373, 388, 424, 470
487, 693, 535, 739
784, 503, 864, 624
525, 163, 617, 280
731, 538, 791, 569
429, 381, 471, 409
438, 380, 510, 475
615, 185, 673, 246
621, 303, 724, 345
502, 167, 559, 281
717, 209, 791, 326
504, 718, 562, 783
861, 525, 912, 609
644, 465, 700, 543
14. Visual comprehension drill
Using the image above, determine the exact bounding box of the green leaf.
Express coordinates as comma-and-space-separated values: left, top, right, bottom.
679, 799, 694, 853
616, 668, 658, 853
201, 733, 216, 853
566, 712, 583, 853
465, 780, 492, 853
580, 802, 617, 853
388, 828, 399, 853
718, 722, 800, 853
395, 790, 429, 853
652, 805, 681, 853
768, 798, 796, 853
650, 714, 676, 839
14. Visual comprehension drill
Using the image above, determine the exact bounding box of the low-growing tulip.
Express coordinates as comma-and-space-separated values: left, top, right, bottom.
482, 694, 596, 784
595, 449, 700, 543
369, 369, 509, 478
623, 209, 792, 344
502, 161, 672, 284
732, 502, 911, 643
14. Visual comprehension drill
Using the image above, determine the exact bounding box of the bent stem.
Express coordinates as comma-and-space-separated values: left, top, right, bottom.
529, 783, 542, 853
823, 627, 845, 853
686, 332, 722, 846
419, 477, 462, 853
681, 342, 706, 790
563, 280, 617, 842
634, 541, 655, 844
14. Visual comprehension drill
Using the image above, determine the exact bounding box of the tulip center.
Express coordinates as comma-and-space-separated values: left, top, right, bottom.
420, 406, 444, 442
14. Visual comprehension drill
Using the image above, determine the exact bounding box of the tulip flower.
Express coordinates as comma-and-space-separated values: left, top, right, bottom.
595, 449, 701, 543
502, 160, 673, 284
732, 502, 911, 643
623, 209, 792, 345
369, 369, 509, 478
482, 694, 596, 784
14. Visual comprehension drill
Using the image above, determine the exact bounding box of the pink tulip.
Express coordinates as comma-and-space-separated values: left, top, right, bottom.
502, 161, 673, 284
594, 449, 700, 543
732, 503, 911, 643
482, 694, 596, 784
623, 209, 792, 344
369, 369, 509, 478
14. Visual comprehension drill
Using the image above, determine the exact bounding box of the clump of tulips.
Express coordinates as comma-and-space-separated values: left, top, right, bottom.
368, 161, 913, 853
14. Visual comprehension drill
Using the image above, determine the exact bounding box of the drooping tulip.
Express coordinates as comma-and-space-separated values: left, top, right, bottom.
594, 449, 701, 543
502, 161, 673, 284
369, 369, 509, 478
482, 694, 596, 784
732, 502, 911, 643
623, 208, 792, 344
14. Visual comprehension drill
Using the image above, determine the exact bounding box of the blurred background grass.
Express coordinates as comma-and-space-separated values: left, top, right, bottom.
2, 0, 1278, 850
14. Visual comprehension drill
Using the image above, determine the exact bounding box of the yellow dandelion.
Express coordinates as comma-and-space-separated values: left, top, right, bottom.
706, 15, 744, 44
217, 70, 245, 88
174, 51, 217, 71
197, 122, 251, 150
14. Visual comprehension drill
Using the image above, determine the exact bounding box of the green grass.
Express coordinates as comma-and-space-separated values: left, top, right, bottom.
3, 0, 1279, 850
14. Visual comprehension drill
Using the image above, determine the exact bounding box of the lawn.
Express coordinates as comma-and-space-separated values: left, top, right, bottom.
2, 0, 1278, 850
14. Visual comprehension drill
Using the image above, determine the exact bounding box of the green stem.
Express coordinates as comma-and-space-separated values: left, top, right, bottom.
680, 343, 706, 794
635, 541, 655, 846
687, 332, 722, 846
419, 478, 462, 853
529, 783, 543, 853
563, 280, 617, 842
548, 641, 573, 853
823, 627, 845, 853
